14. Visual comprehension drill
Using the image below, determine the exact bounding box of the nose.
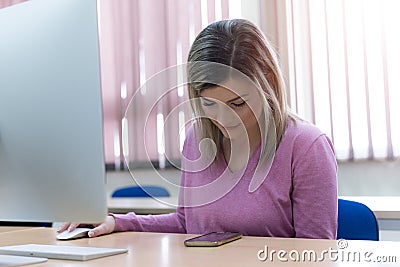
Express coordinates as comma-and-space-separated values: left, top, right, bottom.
215, 104, 239, 127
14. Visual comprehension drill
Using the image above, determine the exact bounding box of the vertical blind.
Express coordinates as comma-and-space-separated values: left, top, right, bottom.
287, 0, 400, 161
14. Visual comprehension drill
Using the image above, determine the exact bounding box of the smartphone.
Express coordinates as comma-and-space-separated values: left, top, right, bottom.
184, 232, 242, 247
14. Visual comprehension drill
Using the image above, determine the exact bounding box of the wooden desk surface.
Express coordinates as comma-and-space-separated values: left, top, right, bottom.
0, 227, 399, 266
0, 227, 34, 233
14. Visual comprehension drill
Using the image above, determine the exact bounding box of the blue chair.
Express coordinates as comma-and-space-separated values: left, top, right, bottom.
111, 185, 170, 198
337, 199, 379, 241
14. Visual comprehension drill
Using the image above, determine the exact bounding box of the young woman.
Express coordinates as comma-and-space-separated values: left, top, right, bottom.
59, 19, 337, 239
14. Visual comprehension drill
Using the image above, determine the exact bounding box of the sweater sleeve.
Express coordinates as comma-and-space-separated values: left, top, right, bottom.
112, 206, 186, 233
291, 134, 338, 239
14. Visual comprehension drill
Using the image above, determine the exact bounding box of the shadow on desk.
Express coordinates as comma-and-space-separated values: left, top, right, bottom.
0, 222, 52, 227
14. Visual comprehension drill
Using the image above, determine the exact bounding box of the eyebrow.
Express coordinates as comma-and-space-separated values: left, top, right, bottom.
201, 94, 249, 103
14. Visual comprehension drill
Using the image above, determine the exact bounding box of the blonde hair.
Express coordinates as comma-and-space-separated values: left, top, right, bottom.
187, 19, 291, 162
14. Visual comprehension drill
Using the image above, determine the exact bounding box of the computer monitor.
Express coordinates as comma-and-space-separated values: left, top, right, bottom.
0, 0, 107, 223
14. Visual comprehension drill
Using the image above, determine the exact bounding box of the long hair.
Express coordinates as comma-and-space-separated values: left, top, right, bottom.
187, 19, 292, 162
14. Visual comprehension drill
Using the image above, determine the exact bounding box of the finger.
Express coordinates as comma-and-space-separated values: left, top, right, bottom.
56, 223, 70, 233
88, 216, 115, 238
88, 224, 106, 238
67, 222, 80, 232
88, 219, 113, 238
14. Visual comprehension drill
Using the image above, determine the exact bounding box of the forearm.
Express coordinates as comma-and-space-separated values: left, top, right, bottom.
111, 209, 186, 234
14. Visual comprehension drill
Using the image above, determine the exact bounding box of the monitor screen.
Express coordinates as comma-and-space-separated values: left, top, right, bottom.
0, 0, 107, 223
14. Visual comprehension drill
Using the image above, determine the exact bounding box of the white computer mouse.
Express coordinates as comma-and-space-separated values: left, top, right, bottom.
56, 227, 92, 240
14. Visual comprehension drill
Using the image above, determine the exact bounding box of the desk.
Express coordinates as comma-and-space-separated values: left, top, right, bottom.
0, 227, 33, 233
0, 227, 400, 266
107, 196, 178, 215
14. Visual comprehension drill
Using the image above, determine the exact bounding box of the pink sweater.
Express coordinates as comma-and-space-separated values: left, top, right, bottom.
113, 119, 338, 239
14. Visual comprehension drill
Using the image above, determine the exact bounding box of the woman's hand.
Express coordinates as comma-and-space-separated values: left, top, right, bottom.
57, 215, 116, 238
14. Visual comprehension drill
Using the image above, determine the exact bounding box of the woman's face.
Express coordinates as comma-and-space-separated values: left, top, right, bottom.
199, 78, 263, 141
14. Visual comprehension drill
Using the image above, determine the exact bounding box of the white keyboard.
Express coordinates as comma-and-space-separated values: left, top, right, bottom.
0, 254, 47, 267
0, 244, 128, 261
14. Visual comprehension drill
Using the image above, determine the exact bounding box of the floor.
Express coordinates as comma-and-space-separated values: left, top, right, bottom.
106, 170, 400, 241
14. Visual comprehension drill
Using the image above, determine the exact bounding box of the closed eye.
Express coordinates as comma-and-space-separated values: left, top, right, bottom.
201, 98, 215, 106
231, 101, 246, 107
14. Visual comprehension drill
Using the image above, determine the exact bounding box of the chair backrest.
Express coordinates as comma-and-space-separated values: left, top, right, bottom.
111, 185, 170, 198
337, 199, 379, 241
